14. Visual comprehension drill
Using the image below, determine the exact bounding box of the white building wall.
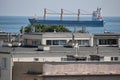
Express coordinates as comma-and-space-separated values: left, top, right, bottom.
42, 37, 92, 46
90, 37, 94, 47
13, 57, 61, 62
0, 53, 12, 80
0, 41, 3, 47
42, 38, 70, 45
104, 56, 111, 61
118, 38, 120, 48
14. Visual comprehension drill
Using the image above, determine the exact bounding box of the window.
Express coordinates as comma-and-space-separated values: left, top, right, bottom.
24, 39, 27, 45
59, 40, 66, 45
46, 40, 52, 45
34, 58, 39, 61
99, 39, 117, 45
111, 57, 118, 61
78, 40, 89, 46
46, 40, 66, 46
53, 40, 59, 45
114, 57, 119, 61
32, 40, 37, 46
2, 58, 7, 69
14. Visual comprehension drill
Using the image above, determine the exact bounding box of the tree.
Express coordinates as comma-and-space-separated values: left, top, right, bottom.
20, 25, 32, 33
77, 30, 85, 33
58, 25, 70, 32
20, 24, 71, 33
46, 25, 71, 32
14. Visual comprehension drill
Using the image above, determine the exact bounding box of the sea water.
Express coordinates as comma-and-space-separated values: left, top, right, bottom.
0, 16, 120, 34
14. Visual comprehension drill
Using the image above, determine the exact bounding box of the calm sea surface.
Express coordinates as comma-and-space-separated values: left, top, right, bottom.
0, 16, 120, 34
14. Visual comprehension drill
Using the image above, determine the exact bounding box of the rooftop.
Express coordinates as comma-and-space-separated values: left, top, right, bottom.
23, 32, 93, 38
43, 62, 120, 76
0, 46, 120, 57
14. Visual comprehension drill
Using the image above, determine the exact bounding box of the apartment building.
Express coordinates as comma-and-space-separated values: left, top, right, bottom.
0, 45, 120, 80
22, 32, 120, 48
23, 32, 94, 47
13, 62, 120, 80
0, 32, 120, 80
94, 33, 120, 48
0, 51, 12, 80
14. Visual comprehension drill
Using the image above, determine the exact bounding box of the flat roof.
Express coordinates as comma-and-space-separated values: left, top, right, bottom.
0, 46, 120, 57
94, 33, 120, 36
24, 32, 93, 38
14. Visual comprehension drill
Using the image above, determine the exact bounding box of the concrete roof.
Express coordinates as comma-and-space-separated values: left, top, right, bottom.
2, 32, 120, 40
0, 46, 120, 57
0, 47, 11, 54
42, 32, 93, 38
23, 34, 42, 39
24, 32, 93, 39
94, 33, 120, 36
43, 62, 120, 75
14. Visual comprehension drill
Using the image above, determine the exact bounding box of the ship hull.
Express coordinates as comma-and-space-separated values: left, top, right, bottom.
29, 19, 104, 27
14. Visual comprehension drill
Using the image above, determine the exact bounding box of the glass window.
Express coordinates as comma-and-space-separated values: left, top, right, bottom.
2, 58, 7, 69
99, 39, 117, 45
32, 41, 37, 46
111, 57, 118, 61
83, 40, 89, 46
24, 39, 27, 45
53, 40, 59, 45
77, 40, 81, 45
47, 40, 66, 46
78, 40, 89, 46
114, 57, 118, 61
34, 58, 39, 61
59, 40, 66, 45
46, 40, 52, 45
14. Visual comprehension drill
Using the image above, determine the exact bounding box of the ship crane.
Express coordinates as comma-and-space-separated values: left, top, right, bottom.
43, 8, 92, 21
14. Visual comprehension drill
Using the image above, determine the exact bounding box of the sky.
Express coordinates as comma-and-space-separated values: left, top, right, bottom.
0, 0, 120, 16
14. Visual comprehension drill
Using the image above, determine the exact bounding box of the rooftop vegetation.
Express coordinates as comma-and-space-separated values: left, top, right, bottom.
20, 24, 85, 33
20, 24, 71, 33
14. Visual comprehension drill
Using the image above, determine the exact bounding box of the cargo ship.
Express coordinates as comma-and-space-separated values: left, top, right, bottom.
29, 8, 104, 27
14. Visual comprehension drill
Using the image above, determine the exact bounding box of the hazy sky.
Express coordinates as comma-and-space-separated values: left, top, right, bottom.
0, 0, 120, 16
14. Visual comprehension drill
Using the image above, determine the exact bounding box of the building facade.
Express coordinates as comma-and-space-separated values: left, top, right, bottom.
0, 52, 12, 80
0, 32, 22, 47
23, 32, 94, 47
12, 62, 120, 80
0, 45, 120, 80
23, 32, 120, 48
0, 32, 120, 80
94, 33, 120, 48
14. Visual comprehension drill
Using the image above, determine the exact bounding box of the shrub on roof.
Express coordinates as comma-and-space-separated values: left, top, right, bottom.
20, 24, 71, 33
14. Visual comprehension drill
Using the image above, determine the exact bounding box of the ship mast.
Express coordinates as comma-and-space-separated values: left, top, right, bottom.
43, 8, 91, 21
60, 9, 63, 20
44, 8, 47, 20
77, 9, 80, 21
